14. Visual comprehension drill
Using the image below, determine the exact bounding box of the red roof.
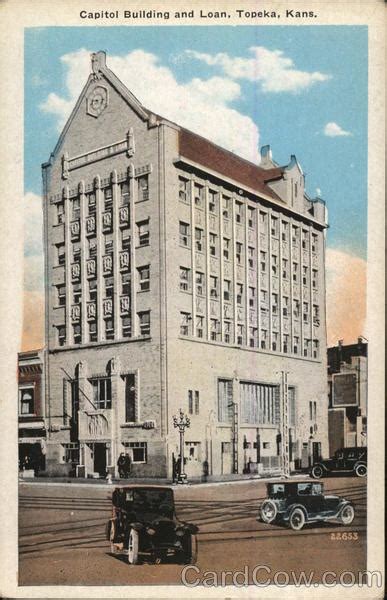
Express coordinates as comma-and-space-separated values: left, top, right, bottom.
178, 128, 284, 201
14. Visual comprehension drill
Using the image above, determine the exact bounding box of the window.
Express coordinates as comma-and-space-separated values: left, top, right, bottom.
180, 312, 191, 336
57, 325, 66, 346
282, 296, 289, 317
195, 271, 205, 296
312, 269, 318, 289
104, 238, 113, 255
237, 283, 243, 304
209, 233, 218, 256
303, 266, 308, 286
224, 321, 232, 343
292, 225, 299, 244
282, 259, 289, 279
179, 267, 190, 291
271, 254, 278, 275
195, 227, 203, 252
56, 202, 64, 224
309, 400, 317, 421
122, 233, 130, 250
105, 318, 114, 340
179, 221, 190, 247
236, 242, 243, 264
283, 334, 289, 353
271, 216, 278, 237
312, 233, 318, 253
210, 319, 220, 341
293, 299, 300, 318
235, 201, 243, 223
138, 175, 149, 201
293, 336, 299, 354
222, 196, 230, 218
293, 262, 299, 282
57, 284, 66, 307
72, 197, 80, 218
218, 379, 233, 422
137, 220, 150, 247
73, 244, 81, 263
260, 329, 267, 349
224, 279, 231, 302
62, 443, 79, 464
249, 327, 257, 348
194, 183, 203, 207
120, 182, 130, 205
223, 237, 230, 260
302, 230, 309, 249
89, 321, 97, 342
210, 276, 218, 298
73, 324, 81, 345
272, 293, 278, 314
248, 206, 255, 228
248, 246, 255, 269
313, 305, 320, 325
260, 251, 267, 272
104, 187, 113, 209
188, 390, 200, 415
196, 315, 204, 338
123, 441, 147, 463
179, 177, 189, 204
260, 289, 267, 303
105, 277, 114, 298
88, 192, 96, 214
313, 340, 320, 358
138, 311, 150, 336
138, 265, 150, 291
237, 324, 244, 345
282, 221, 289, 241
19, 387, 34, 415
73, 283, 81, 304
57, 243, 65, 266
121, 273, 130, 296
240, 382, 280, 425
304, 339, 311, 357
303, 302, 309, 322
122, 316, 131, 338
260, 211, 267, 226
272, 332, 278, 351
208, 190, 217, 213
124, 374, 136, 422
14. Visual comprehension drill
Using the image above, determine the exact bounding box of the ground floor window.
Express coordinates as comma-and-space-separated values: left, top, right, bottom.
19, 387, 34, 415
240, 382, 280, 425
123, 441, 147, 463
62, 442, 79, 464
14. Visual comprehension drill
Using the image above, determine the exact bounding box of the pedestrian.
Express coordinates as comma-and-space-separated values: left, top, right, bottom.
172, 453, 178, 484
124, 452, 131, 478
117, 452, 126, 479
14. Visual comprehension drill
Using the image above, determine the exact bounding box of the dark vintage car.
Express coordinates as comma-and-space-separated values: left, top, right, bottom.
106, 485, 198, 564
310, 447, 367, 479
259, 481, 355, 531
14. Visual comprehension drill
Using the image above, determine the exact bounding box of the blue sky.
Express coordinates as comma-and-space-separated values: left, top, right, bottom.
25, 25, 368, 260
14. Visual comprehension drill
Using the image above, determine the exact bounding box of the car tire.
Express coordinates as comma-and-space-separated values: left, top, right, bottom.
182, 534, 198, 564
260, 500, 278, 524
311, 465, 324, 479
355, 463, 367, 477
127, 529, 140, 565
289, 508, 306, 531
339, 504, 355, 525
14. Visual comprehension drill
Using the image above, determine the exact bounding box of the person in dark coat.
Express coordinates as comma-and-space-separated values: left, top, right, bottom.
117, 452, 126, 478
124, 452, 131, 478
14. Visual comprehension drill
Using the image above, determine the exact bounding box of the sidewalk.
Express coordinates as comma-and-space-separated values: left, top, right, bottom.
19, 471, 309, 489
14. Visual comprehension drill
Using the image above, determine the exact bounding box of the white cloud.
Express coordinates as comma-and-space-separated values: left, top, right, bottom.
323, 122, 352, 137
40, 48, 260, 163
316, 188, 322, 197
24, 192, 44, 292
184, 47, 331, 93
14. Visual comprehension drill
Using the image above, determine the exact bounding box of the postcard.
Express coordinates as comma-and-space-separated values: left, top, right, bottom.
0, 0, 384, 598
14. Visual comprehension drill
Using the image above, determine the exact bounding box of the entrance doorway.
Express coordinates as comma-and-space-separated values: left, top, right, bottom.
221, 442, 232, 474
93, 443, 107, 477
312, 442, 322, 463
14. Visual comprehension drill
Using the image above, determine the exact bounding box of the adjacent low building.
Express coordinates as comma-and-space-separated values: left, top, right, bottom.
42, 51, 329, 479
327, 339, 367, 455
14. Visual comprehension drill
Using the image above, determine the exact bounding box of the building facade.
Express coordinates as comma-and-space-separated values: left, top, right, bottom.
18, 349, 46, 473
43, 51, 329, 478
327, 339, 367, 455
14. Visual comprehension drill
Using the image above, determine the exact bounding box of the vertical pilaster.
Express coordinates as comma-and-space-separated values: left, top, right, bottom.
95, 175, 104, 341
64, 185, 71, 345
205, 183, 210, 340
129, 164, 137, 336
232, 195, 237, 344
244, 198, 249, 345
112, 170, 120, 337
79, 181, 87, 342
190, 178, 196, 336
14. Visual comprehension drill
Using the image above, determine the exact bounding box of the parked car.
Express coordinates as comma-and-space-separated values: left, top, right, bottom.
259, 481, 355, 531
310, 447, 367, 479
106, 485, 199, 564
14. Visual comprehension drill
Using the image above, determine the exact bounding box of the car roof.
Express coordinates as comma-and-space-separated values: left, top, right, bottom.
114, 485, 173, 492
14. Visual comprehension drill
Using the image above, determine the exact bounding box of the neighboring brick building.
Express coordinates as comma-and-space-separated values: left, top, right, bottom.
42, 51, 329, 478
18, 349, 46, 473
327, 339, 367, 455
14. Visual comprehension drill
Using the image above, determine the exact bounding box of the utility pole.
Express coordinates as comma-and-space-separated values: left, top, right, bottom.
173, 409, 190, 484
280, 371, 290, 478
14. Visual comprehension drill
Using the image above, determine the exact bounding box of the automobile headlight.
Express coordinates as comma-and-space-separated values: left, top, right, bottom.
147, 527, 156, 536
175, 527, 185, 537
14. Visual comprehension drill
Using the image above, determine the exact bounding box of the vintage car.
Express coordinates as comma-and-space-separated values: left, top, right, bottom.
259, 481, 355, 531
310, 447, 367, 479
105, 485, 199, 564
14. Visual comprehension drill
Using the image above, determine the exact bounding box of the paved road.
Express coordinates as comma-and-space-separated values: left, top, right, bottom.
19, 476, 366, 586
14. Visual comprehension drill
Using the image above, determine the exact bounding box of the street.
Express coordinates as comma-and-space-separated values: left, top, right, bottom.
19, 476, 366, 586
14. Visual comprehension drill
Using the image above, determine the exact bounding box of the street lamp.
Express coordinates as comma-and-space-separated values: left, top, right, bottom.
173, 408, 190, 484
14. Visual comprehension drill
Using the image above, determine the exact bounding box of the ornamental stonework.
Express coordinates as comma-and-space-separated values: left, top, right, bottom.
86, 85, 109, 118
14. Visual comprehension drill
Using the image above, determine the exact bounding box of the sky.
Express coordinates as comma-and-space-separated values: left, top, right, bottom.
22, 25, 368, 350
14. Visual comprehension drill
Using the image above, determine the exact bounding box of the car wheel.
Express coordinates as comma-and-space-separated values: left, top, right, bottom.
289, 508, 306, 531
260, 500, 278, 524
355, 464, 367, 477
311, 465, 324, 479
182, 534, 198, 564
127, 529, 139, 565
339, 504, 355, 525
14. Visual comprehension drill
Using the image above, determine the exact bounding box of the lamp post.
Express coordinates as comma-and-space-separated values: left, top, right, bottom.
173, 409, 190, 484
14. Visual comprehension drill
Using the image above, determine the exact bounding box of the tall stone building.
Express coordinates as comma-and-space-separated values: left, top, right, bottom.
43, 51, 329, 478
